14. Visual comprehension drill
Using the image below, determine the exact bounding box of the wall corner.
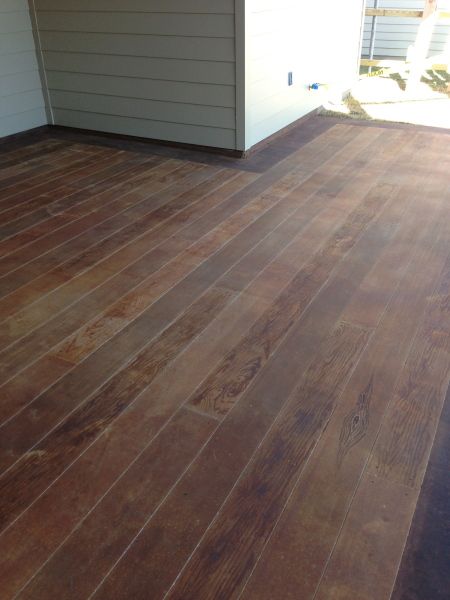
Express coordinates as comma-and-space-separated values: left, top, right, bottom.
235, 0, 250, 151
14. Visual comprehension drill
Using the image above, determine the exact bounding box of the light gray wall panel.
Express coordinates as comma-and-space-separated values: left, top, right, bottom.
0, 2, 47, 138
0, 69, 43, 97
40, 32, 235, 63
34, 0, 237, 149
0, 88, 44, 115
0, 30, 36, 54
0, 107, 47, 137
245, 0, 364, 149
49, 90, 236, 129
42, 52, 235, 86
37, 12, 235, 38
362, 0, 450, 59
36, 0, 235, 14
52, 108, 236, 149
46, 72, 236, 108
0, 50, 39, 76
0, 0, 28, 11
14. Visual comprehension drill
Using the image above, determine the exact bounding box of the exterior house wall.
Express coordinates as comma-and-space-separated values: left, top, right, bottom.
33, 0, 238, 149
0, 0, 47, 138
2, 1, 367, 152
243, 0, 365, 149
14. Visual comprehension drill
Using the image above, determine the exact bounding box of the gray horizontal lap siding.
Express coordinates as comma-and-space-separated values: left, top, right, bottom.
34, 0, 238, 149
0, 0, 47, 138
362, 0, 450, 59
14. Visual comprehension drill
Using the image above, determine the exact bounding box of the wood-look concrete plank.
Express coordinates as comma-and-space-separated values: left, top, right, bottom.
88, 126, 440, 597
0, 169, 289, 393
0, 142, 121, 195
166, 322, 372, 600
0, 152, 159, 240
0, 140, 68, 171
0, 126, 392, 599
0, 159, 189, 277
0, 146, 124, 214
105, 132, 426, 597
0, 126, 363, 385
1, 123, 449, 600
240, 146, 450, 600
31, 127, 383, 377
0, 161, 365, 473
0, 129, 369, 506
187, 180, 403, 418
0, 143, 103, 197
0, 142, 84, 187
0, 165, 232, 311
0, 165, 227, 346
0, 171, 258, 425
391, 384, 450, 600
0, 151, 384, 598
88, 161, 403, 600
0, 158, 188, 259
312, 206, 450, 600
17, 406, 218, 600
0, 257, 281, 599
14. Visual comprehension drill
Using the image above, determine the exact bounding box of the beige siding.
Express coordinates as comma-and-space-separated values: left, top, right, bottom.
34, 0, 237, 149
0, 0, 47, 138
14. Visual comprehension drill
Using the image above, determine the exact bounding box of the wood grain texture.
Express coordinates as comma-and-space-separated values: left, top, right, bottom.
88, 139, 411, 600
0, 154, 181, 258
165, 322, 372, 600
0, 156, 182, 280
0, 125, 355, 354
0, 126, 389, 599
311, 171, 450, 599
240, 137, 450, 600
0, 165, 231, 313
0, 143, 386, 596
0, 126, 358, 406
391, 383, 450, 600
187, 130, 409, 420
1, 119, 449, 600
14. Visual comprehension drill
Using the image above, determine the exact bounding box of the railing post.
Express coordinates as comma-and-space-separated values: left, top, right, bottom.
368, 0, 379, 74
407, 0, 438, 91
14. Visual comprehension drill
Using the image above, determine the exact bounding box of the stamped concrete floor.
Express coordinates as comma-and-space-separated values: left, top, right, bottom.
0, 118, 449, 599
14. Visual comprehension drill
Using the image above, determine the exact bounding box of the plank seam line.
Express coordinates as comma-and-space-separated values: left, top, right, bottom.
0, 125, 363, 382
0, 167, 246, 397
162, 148, 415, 599
310, 178, 450, 600
0, 130, 387, 591
0, 139, 352, 534
1, 127, 417, 595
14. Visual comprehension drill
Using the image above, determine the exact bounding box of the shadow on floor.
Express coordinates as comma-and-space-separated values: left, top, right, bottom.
390, 72, 406, 92
422, 70, 450, 97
